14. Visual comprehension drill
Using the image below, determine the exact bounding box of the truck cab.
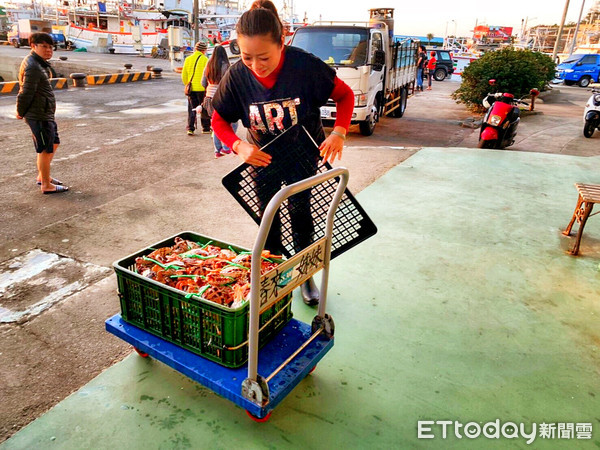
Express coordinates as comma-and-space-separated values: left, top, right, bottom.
291, 25, 385, 135
8, 19, 54, 49
555, 54, 600, 88
289, 8, 417, 136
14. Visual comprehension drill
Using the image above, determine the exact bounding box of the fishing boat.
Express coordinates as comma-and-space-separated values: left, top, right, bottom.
64, 6, 193, 54
59, 0, 241, 54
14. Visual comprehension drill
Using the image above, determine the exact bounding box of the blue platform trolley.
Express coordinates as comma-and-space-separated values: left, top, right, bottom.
105, 167, 349, 421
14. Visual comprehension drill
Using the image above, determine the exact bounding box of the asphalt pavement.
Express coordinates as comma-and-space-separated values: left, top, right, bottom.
0, 47, 598, 444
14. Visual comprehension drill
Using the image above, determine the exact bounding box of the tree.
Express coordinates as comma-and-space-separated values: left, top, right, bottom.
451, 48, 555, 111
426, 33, 434, 45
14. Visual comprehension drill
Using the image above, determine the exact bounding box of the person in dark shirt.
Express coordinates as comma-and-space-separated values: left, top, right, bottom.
16, 32, 68, 194
416, 45, 427, 92
211, 0, 354, 305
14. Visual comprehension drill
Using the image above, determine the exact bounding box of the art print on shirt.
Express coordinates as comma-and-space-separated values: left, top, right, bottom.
249, 97, 301, 135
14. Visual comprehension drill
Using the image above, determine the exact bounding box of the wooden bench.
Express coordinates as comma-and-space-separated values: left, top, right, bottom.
563, 183, 600, 255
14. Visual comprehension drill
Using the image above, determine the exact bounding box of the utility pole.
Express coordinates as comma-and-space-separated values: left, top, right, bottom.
552, 0, 570, 62
193, 0, 199, 43
569, 0, 586, 55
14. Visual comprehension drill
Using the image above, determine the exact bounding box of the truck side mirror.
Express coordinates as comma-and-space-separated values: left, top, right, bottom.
229, 39, 240, 55
372, 50, 385, 71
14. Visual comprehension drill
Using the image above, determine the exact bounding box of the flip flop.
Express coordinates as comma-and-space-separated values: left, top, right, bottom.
37, 178, 63, 186
42, 185, 69, 194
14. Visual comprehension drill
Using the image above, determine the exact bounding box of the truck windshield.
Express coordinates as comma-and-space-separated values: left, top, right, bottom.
561, 56, 580, 65
292, 27, 369, 67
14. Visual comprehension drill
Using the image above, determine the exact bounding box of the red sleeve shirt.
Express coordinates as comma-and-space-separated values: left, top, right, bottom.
212, 47, 354, 150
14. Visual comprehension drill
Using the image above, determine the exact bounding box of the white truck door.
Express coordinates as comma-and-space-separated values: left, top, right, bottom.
368, 31, 385, 106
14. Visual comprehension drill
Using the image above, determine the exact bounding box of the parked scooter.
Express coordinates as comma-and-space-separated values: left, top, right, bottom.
478, 80, 539, 149
583, 88, 600, 138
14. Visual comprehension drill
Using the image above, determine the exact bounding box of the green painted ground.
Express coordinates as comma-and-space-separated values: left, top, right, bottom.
3, 148, 599, 449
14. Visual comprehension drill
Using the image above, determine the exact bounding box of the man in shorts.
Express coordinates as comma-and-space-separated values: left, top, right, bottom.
16, 32, 68, 194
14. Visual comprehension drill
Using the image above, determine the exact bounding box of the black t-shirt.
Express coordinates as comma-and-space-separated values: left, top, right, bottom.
418, 51, 427, 69
212, 46, 336, 149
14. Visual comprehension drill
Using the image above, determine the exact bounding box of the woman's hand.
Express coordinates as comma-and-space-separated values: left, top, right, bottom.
235, 140, 272, 167
319, 128, 345, 164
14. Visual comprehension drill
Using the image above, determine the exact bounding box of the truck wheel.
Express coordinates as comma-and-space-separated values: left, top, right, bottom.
583, 122, 595, 138
391, 88, 407, 118
359, 98, 378, 136
578, 76, 591, 88
433, 68, 447, 81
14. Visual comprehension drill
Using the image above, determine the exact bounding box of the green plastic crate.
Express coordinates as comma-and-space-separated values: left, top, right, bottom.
113, 231, 293, 368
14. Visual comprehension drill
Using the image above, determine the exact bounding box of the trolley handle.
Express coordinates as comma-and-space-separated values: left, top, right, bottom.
246, 167, 349, 384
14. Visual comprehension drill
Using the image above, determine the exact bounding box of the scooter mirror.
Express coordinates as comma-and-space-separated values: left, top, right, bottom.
530, 88, 540, 97
489, 79, 496, 86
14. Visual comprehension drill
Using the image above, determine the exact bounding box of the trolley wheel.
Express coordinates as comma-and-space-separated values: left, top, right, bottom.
134, 347, 149, 358
245, 410, 272, 422
308, 365, 317, 374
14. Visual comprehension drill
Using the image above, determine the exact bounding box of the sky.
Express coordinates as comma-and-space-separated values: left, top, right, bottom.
279, 0, 589, 38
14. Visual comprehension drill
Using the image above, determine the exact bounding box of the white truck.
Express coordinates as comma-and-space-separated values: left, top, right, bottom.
289, 8, 418, 135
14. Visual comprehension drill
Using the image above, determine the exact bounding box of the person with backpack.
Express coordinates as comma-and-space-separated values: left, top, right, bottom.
416, 45, 427, 92
182, 41, 211, 135
201, 45, 238, 158
426, 50, 437, 90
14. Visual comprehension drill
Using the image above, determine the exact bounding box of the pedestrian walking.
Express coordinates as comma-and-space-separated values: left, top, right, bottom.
16, 32, 68, 194
182, 40, 211, 135
416, 45, 427, 92
201, 45, 238, 158
211, 0, 354, 305
426, 51, 437, 90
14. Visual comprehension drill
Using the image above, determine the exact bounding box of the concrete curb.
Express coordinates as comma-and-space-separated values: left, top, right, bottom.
49, 78, 69, 90
86, 72, 152, 85
0, 78, 69, 96
0, 81, 19, 95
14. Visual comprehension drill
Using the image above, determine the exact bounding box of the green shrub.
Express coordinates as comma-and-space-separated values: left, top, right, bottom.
451, 48, 555, 111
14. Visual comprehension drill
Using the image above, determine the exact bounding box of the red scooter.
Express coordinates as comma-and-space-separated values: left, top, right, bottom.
478, 80, 539, 149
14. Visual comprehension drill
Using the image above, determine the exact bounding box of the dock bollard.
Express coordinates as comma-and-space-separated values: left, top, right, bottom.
146, 65, 153, 72
151, 67, 163, 79
529, 88, 540, 111
124, 63, 133, 71
70, 73, 87, 88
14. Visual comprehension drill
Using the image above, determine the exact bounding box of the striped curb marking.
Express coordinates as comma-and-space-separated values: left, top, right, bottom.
50, 78, 69, 90
0, 81, 19, 95
86, 71, 152, 85
0, 78, 69, 96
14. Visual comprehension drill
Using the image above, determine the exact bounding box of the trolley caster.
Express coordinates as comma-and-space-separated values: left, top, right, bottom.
312, 314, 334, 338
133, 347, 149, 358
245, 410, 271, 423
308, 365, 317, 375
